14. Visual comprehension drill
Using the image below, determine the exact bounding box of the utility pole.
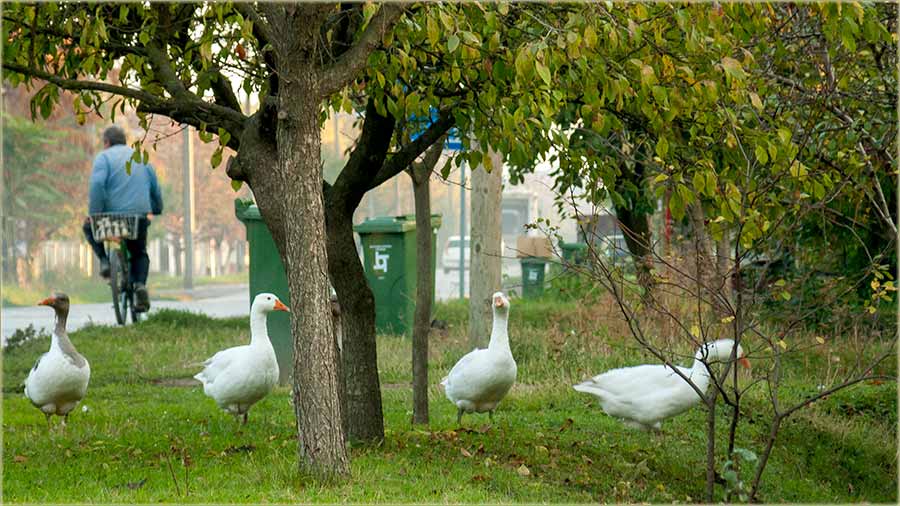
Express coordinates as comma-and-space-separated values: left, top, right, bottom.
182, 126, 195, 290
458, 161, 467, 299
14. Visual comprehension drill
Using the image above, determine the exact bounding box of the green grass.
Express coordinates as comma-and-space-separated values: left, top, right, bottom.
2, 272, 248, 307
3, 302, 896, 503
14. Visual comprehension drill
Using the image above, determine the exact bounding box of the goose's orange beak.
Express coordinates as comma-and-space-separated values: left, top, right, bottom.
739, 357, 751, 369
273, 300, 290, 312
38, 297, 55, 306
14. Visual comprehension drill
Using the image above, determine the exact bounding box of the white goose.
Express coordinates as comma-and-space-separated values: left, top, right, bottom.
195, 293, 288, 424
573, 339, 750, 430
25, 293, 91, 431
442, 292, 517, 424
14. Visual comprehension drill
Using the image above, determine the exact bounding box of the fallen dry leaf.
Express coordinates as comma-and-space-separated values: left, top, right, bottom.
460, 447, 473, 458
516, 464, 531, 477
559, 417, 575, 432
13, 455, 27, 463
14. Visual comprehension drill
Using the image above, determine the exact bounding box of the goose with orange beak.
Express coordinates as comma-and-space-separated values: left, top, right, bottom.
24, 293, 91, 431
442, 292, 517, 425
194, 293, 288, 425
574, 339, 750, 431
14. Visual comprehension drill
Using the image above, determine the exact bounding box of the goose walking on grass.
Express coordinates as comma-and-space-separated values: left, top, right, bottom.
195, 293, 288, 425
573, 339, 750, 430
442, 292, 517, 425
25, 293, 90, 432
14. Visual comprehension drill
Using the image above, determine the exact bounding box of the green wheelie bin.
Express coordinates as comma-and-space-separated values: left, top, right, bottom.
354, 214, 441, 335
234, 199, 291, 384
520, 256, 548, 299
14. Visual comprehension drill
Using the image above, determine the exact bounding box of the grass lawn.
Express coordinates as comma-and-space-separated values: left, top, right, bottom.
3, 299, 896, 503
2, 272, 248, 307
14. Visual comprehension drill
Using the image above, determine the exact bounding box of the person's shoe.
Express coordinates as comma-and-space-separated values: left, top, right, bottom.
134, 283, 150, 312
99, 258, 111, 279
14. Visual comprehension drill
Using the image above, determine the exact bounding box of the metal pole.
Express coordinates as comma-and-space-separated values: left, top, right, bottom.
458, 160, 467, 299
182, 126, 195, 290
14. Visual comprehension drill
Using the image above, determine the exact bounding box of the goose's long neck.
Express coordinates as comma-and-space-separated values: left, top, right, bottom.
687, 348, 713, 391
487, 311, 510, 353
51, 308, 76, 354
249, 310, 271, 346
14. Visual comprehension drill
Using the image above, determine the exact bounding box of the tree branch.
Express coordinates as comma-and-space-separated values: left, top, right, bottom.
234, 4, 275, 49
5, 61, 248, 139
368, 108, 455, 192
328, 98, 396, 208
318, 4, 404, 96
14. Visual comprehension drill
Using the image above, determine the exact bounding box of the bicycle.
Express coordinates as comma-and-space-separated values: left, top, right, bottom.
89, 213, 145, 325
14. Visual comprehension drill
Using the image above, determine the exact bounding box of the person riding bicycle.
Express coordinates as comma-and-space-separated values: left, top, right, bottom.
82, 125, 163, 312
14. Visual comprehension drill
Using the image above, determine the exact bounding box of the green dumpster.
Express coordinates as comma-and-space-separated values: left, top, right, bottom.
520, 256, 547, 299
560, 241, 589, 266
354, 214, 441, 335
235, 199, 291, 384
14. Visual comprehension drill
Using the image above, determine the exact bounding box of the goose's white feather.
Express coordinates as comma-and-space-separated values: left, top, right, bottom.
442, 292, 517, 416
25, 295, 90, 419
195, 293, 283, 416
574, 340, 746, 430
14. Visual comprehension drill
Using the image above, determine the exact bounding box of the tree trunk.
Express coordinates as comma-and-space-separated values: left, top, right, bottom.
406, 141, 443, 425
468, 150, 504, 348
409, 169, 432, 424
614, 203, 654, 292
689, 203, 715, 277
715, 232, 733, 304
252, 77, 349, 477
612, 153, 655, 294
325, 205, 384, 443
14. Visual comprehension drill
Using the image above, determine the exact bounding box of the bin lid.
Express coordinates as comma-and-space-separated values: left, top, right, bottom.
354, 214, 442, 234
521, 256, 549, 264
235, 199, 262, 221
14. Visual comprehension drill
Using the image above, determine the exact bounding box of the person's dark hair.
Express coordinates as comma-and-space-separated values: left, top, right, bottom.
102, 125, 127, 146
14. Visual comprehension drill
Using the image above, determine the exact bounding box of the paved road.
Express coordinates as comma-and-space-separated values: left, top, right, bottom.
2, 284, 250, 343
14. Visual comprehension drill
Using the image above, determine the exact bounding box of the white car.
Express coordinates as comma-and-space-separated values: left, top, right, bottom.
442, 236, 508, 273
442, 236, 470, 273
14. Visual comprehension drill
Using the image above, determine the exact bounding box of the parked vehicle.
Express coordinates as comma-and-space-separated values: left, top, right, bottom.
442, 235, 470, 273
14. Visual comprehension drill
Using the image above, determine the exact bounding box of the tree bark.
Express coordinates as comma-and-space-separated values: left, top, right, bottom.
612, 153, 655, 294
325, 206, 384, 442
409, 169, 432, 424
250, 74, 349, 477
614, 202, 654, 291
468, 150, 504, 348
407, 141, 443, 425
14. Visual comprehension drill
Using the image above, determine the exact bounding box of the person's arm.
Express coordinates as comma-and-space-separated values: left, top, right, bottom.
148, 165, 163, 215
88, 153, 108, 215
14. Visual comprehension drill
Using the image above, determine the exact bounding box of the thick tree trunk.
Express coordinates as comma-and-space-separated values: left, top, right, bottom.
325, 206, 384, 442
251, 78, 349, 477
468, 151, 504, 348
614, 203, 654, 291
407, 142, 442, 425
612, 153, 655, 294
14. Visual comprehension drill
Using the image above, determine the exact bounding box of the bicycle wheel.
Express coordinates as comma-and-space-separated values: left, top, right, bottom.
109, 250, 127, 325
129, 285, 143, 323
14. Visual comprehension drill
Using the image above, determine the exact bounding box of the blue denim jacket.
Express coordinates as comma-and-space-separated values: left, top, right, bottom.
88, 144, 163, 215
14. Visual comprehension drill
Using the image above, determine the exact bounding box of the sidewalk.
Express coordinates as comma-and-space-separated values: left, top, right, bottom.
2, 283, 250, 344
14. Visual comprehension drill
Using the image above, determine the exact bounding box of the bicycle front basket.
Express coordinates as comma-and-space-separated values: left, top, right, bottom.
90, 213, 140, 241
